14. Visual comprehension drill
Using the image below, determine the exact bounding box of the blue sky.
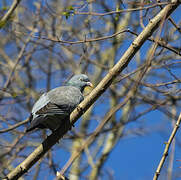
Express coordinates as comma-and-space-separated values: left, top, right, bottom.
1, 1, 181, 180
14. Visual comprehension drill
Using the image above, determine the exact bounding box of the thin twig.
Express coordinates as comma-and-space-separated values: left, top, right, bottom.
153, 112, 181, 180
15, 28, 181, 56
156, 0, 181, 34
47, 2, 171, 17
0, 0, 22, 26
27, 29, 128, 44
0, 118, 30, 134
4, 31, 35, 89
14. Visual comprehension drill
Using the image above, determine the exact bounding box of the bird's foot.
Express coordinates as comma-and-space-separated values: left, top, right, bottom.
77, 105, 84, 113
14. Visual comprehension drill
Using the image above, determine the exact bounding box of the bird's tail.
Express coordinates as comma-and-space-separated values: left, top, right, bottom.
25, 115, 46, 132
25, 114, 34, 132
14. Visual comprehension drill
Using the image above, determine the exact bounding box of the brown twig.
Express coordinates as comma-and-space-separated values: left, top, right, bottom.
3, 31, 35, 89
16, 28, 181, 56
47, 2, 171, 17
0, 118, 30, 134
31, 29, 128, 44
127, 30, 181, 56
156, 0, 181, 34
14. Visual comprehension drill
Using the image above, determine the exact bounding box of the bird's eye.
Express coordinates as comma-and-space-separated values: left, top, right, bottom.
79, 78, 83, 81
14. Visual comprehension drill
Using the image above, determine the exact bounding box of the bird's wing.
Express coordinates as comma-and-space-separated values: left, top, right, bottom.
27, 102, 70, 132
47, 86, 83, 109
35, 102, 70, 116
32, 87, 80, 117
32, 93, 49, 115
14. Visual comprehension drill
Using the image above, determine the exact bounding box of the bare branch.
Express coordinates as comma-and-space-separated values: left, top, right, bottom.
0, 0, 22, 28
153, 112, 181, 180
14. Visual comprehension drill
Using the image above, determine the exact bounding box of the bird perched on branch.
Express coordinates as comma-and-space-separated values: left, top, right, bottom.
26, 74, 93, 132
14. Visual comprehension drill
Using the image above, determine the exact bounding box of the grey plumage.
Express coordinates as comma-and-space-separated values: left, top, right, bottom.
26, 74, 92, 132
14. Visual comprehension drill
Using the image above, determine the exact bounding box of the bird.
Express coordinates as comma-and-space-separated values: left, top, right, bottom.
26, 74, 93, 132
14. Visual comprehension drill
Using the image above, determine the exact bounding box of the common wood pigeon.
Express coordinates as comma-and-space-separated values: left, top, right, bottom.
26, 74, 93, 132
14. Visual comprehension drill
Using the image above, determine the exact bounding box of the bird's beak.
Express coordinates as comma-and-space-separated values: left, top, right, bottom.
87, 82, 94, 88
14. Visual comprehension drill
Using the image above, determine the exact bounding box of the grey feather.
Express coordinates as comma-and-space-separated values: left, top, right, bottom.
26, 74, 92, 132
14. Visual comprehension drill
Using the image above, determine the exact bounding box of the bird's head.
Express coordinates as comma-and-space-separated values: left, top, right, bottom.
66, 74, 93, 92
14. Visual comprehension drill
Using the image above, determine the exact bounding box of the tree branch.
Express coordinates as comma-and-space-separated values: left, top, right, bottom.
153, 112, 181, 180
0, 0, 22, 28
0, 118, 30, 134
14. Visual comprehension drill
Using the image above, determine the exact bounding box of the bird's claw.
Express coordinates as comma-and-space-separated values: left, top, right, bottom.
77, 105, 85, 114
